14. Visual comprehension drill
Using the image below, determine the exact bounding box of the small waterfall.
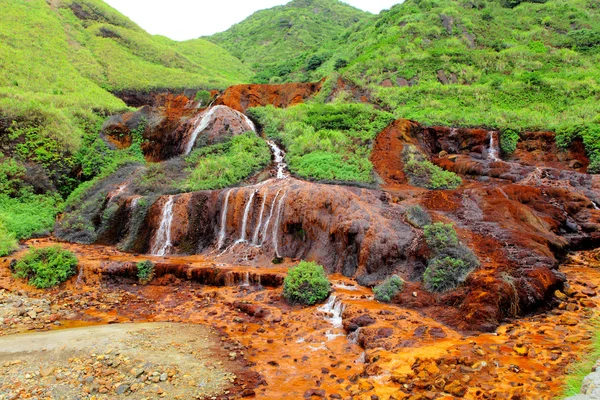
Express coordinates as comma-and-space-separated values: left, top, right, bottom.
241, 271, 250, 287
593, 200, 600, 210
237, 111, 256, 132
252, 190, 268, 245
318, 295, 345, 329
184, 106, 218, 156
260, 190, 282, 245
237, 190, 257, 243
151, 196, 175, 256
272, 192, 287, 258
488, 131, 500, 162
75, 266, 84, 288
107, 181, 128, 203
267, 141, 288, 179
217, 189, 234, 249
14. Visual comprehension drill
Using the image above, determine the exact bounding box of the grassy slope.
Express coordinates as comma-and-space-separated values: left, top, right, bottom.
207, 0, 370, 83
334, 0, 600, 132
0, 0, 252, 255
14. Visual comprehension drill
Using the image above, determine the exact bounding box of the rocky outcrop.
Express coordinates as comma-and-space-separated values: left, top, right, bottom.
215, 81, 323, 113
102, 103, 255, 161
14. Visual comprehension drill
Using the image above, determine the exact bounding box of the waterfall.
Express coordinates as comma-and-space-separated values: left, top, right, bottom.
76, 266, 84, 288
151, 196, 175, 256
488, 131, 500, 162
237, 190, 257, 243
593, 200, 600, 210
107, 181, 128, 203
217, 189, 234, 249
237, 111, 256, 132
184, 106, 218, 156
318, 295, 345, 329
260, 190, 281, 245
267, 140, 288, 179
252, 190, 268, 245
272, 192, 287, 257
241, 271, 250, 287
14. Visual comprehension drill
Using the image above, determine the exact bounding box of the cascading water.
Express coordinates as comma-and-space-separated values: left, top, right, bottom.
267, 141, 288, 179
217, 189, 234, 249
75, 266, 85, 288
488, 131, 500, 162
252, 190, 268, 245
151, 196, 175, 256
318, 295, 345, 329
241, 271, 250, 287
260, 190, 281, 245
272, 192, 287, 257
184, 106, 256, 156
237, 190, 257, 243
593, 201, 600, 210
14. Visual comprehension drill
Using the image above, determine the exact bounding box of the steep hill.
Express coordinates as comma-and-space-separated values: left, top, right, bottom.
0, 0, 252, 255
207, 0, 370, 83
325, 0, 600, 169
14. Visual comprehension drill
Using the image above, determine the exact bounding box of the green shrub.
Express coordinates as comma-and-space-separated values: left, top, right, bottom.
403, 146, 462, 190
422, 223, 479, 293
136, 260, 155, 283
13, 246, 78, 288
373, 275, 404, 302
0, 220, 18, 257
195, 90, 212, 106
500, 129, 520, 155
406, 205, 432, 228
283, 261, 331, 305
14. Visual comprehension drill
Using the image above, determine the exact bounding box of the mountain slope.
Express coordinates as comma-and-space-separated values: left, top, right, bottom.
207, 0, 370, 83
0, 0, 252, 255
322, 0, 600, 171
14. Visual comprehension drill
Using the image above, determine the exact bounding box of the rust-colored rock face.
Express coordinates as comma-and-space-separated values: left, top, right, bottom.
215, 81, 323, 112
102, 102, 255, 161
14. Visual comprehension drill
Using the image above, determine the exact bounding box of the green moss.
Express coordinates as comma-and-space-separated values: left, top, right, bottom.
14, 246, 78, 288
283, 261, 331, 305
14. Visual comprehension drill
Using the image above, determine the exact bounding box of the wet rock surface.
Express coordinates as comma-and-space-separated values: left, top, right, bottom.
2, 242, 600, 399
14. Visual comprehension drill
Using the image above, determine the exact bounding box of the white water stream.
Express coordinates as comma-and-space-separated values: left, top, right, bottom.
488, 131, 500, 162
217, 189, 234, 249
151, 196, 175, 256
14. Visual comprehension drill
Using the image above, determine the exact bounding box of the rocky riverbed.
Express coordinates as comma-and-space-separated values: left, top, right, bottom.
1, 240, 599, 399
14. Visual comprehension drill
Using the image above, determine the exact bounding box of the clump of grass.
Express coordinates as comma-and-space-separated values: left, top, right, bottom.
562, 320, 600, 397
373, 275, 404, 302
13, 246, 78, 289
136, 260, 155, 284
403, 146, 462, 190
405, 205, 432, 228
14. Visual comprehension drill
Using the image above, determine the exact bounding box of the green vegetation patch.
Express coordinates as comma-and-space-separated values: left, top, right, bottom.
136, 260, 155, 283
405, 205, 432, 228
562, 321, 600, 396
373, 275, 404, 303
403, 146, 462, 190
249, 102, 394, 183
181, 132, 271, 191
422, 223, 479, 293
283, 261, 331, 305
556, 124, 600, 173
14, 246, 78, 288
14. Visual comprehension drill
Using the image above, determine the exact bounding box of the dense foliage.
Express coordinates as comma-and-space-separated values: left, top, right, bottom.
422, 223, 479, 293
283, 261, 331, 305
207, 0, 368, 83
13, 246, 78, 288
373, 275, 404, 303
136, 260, 155, 283
249, 102, 394, 183
403, 146, 462, 190
181, 132, 271, 191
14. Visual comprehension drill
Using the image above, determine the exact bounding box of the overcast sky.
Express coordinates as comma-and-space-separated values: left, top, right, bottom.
103, 0, 401, 41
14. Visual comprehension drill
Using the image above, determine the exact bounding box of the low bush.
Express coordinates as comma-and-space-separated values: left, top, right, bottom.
13, 246, 78, 288
500, 128, 520, 155
283, 261, 331, 305
136, 260, 155, 283
405, 205, 432, 228
373, 275, 404, 302
403, 146, 461, 190
422, 223, 479, 293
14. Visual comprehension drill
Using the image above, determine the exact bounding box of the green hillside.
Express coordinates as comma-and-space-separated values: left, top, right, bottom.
207, 0, 370, 83
0, 0, 252, 255
326, 0, 600, 168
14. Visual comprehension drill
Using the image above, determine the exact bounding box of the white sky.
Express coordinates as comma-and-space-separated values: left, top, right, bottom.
103, 0, 401, 41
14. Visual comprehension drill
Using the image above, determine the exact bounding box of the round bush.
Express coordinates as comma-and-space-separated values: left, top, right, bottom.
423, 257, 468, 293
373, 275, 404, 302
283, 261, 331, 305
136, 260, 155, 283
14, 246, 78, 288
